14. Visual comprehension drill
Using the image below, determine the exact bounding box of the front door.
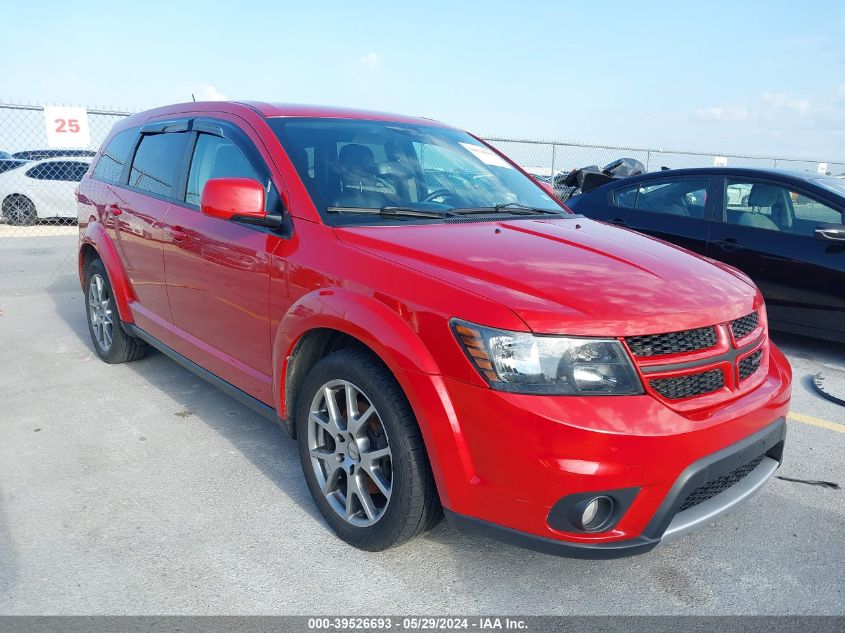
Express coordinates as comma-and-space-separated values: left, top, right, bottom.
707, 177, 845, 339
604, 175, 716, 255
162, 123, 286, 404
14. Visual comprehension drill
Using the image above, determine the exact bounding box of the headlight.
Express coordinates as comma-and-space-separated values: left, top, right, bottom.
451, 319, 643, 395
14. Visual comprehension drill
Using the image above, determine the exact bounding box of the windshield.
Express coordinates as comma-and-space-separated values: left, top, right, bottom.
812, 176, 845, 198
268, 118, 563, 223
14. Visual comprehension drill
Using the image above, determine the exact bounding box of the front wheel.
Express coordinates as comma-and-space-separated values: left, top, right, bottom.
296, 348, 441, 550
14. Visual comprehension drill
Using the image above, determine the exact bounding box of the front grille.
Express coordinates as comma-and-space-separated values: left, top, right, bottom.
738, 349, 763, 380
730, 311, 759, 340
678, 455, 765, 512
626, 326, 717, 357
649, 369, 724, 400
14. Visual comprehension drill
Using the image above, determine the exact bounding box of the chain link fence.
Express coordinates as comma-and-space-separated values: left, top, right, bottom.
1, 100, 843, 289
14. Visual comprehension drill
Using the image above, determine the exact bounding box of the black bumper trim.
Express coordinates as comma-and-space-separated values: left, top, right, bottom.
444, 510, 660, 559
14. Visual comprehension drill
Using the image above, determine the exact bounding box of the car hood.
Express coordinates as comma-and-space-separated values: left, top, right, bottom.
334, 217, 760, 335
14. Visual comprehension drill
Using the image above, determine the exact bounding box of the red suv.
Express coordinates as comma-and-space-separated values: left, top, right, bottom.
77, 102, 791, 557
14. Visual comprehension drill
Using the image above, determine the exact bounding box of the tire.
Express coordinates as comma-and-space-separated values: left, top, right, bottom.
2, 195, 37, 226
296, 348, 441, 550
741, 194, 750, 206
84, 258, 148, 364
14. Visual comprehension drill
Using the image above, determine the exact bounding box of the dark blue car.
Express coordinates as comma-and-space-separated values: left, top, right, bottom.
566, 167, 845, 343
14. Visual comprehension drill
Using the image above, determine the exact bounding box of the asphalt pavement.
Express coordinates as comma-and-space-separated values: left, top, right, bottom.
0, 237, 842, 615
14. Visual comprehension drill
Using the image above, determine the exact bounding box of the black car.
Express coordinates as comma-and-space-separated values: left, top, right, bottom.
566, 167, 845, 343
11, 149, 95, 160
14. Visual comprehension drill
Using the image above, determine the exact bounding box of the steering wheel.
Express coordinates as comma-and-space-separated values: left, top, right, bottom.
423, 189, 455, 203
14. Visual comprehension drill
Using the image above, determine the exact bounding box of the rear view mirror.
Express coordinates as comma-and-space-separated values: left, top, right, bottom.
814, 223, 845, 242
201, 177, 267, 224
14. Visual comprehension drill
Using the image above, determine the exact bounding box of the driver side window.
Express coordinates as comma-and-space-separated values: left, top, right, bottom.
185, 134, 257, 206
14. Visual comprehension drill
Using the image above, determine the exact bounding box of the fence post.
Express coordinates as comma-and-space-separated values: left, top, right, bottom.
550, 143, 557, 183
646, 150, 651, 172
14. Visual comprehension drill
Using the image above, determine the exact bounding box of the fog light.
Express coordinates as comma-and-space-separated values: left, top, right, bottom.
579, 496, 614, 531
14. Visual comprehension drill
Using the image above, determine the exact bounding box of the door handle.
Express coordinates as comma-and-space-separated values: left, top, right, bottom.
106, 203, 122, 216
714, 238, 742, 252
609, 217, 627, 226
166, 226, 187, 242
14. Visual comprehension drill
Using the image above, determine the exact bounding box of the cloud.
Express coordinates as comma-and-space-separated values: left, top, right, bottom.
358, 52, 379, 70
762, 92, 812, 116
694, 105, 750, 122
192, 83, 227, 101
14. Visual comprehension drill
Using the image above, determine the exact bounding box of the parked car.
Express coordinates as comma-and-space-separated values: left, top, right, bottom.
0, 158, 29, 175
0, 157, 90, 224
566, 167, 845, 344
77, 102, 791, 557
12, 148, 95, 160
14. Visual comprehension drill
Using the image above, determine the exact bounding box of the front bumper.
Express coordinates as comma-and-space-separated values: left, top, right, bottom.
445, 417, 785, 558
401, 343, 792, 557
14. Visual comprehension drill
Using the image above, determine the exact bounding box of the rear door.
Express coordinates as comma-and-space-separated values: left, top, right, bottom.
706, 176, 845, 339
599, 175, 716, 255
112, 121, 190, 341
161, 117, 287, 404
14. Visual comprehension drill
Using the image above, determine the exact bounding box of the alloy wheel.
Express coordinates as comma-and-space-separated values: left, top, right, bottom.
88, 274, 114, 352
307, 379, 393, 527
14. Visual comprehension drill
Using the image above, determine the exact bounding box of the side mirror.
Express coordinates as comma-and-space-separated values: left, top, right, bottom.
200, 177, 268, 224
814, 223, 845, 242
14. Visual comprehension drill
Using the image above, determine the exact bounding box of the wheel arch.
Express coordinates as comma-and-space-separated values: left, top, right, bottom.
79, 223, 136, 322
273, 288, 441, 434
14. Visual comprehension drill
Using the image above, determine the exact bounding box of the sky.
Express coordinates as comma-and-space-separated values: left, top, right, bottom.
2, 0, 844, 161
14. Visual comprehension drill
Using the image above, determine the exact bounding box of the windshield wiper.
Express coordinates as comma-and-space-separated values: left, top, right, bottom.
327, 206, 453, 219
493, 202, 562, 214
449, 203, 562, 216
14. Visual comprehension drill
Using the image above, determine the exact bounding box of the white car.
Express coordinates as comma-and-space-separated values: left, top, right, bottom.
0, 157, 90, 225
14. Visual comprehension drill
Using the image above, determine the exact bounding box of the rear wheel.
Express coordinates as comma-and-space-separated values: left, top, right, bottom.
2, 195, 37, 226
297, 348, 441, 550
84, 258, 148, 363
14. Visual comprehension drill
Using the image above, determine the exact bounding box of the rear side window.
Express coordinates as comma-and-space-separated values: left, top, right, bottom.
129, 132, 187, 197
26, 161, 89, 181
185, 134, 257, 206
92, 128, 138, 183
613, 177, 711, 217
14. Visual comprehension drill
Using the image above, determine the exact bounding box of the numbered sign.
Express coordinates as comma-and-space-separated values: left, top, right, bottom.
44, 106, 91, 149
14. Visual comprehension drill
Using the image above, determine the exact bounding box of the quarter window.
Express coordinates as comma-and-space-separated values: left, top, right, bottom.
129, 132, 188, 197
185, 134, 257, 206
613, 177, 711, 217
92, 128, 138, 183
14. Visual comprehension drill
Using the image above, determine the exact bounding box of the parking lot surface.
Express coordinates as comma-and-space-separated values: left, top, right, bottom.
0, 240, 843, 615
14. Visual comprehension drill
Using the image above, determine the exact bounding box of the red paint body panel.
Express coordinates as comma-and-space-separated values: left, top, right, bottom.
77, 101, 793, 552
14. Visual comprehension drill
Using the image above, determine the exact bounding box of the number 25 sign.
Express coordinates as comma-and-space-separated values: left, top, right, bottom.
43, 106, 91, 149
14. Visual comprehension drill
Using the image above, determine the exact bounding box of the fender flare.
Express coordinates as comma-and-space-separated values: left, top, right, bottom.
272, 288, 476, 501
273, 287, 441, 415
79, 223, 136, 323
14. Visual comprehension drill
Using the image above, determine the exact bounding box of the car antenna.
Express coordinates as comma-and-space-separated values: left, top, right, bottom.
191, 93, 196, 102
